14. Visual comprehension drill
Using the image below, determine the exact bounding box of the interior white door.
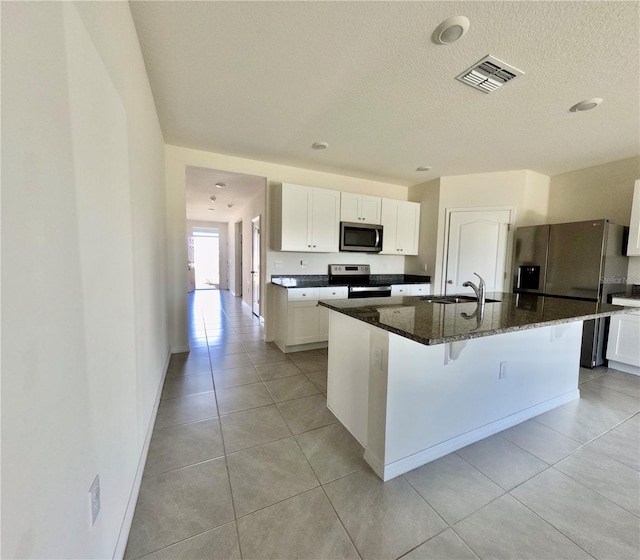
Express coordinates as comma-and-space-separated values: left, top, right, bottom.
235, 221, 243, 297
445, 210, 511, 294
251, 217, 260, 317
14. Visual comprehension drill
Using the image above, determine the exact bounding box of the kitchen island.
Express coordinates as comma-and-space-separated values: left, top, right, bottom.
320, 293, 627, 481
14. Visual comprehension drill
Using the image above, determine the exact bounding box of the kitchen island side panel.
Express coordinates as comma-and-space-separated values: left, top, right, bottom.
326, 311, 372, 446
383, 323, 582, 469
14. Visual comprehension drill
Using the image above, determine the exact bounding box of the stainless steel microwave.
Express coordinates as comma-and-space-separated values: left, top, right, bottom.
339, 222, 383, 252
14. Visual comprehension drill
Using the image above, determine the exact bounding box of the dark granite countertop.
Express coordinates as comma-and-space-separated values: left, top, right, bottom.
271, 274, 431, 288
609, 284, 640, 300
319, 292, 629, 346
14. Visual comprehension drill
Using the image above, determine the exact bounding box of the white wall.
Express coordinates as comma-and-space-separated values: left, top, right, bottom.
407, 178, 440, 276
407, 170, 551, 292
226, 187, 268, 313
547, 156, 640, 284
547, 156, 639, 225
187, 220, 229, 290
165, 144, 409, 349
438, 170, 550, 226
2, 2, 168, 558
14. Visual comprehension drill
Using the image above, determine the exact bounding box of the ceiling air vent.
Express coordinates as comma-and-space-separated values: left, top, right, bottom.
456, 55, 524, 93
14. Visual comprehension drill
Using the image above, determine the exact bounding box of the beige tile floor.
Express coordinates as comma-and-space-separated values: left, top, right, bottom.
125, 290, 640, 560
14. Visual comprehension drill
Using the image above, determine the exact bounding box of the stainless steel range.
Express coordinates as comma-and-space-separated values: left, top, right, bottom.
328, 264, 392, 298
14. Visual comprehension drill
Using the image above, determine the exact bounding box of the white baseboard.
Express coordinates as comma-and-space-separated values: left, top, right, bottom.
171, 344, 190, 354
608, 360, 640, 376
112, 351, 171, 559
276, 341, 329, 354
368, 390, 580, 482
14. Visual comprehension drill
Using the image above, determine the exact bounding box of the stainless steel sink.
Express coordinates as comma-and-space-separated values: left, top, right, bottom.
420, 295, 501, 304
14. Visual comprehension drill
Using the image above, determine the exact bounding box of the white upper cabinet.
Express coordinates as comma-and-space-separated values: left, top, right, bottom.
627, 179, 640, 256
310, 187, 341, 251
340, 193, 382, 224
275, 183, 340, 252
380, 199, 420, 255
278, 183, 310, 252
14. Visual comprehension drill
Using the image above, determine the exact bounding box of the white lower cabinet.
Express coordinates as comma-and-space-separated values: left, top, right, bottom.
287, 301, 320, 345
391, 284, 410, 296
274, 285, 348, 352
391, 283, 431, 296
607, 298, 640, 375
410, 283, 431, 296
275, 284, 431, 351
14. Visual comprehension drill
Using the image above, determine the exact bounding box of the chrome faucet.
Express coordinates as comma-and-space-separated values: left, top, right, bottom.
462, 273, 486, 305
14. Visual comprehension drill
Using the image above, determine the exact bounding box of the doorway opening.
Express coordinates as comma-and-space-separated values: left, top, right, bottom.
251, 216, 261, 317
193, 228, 220, 290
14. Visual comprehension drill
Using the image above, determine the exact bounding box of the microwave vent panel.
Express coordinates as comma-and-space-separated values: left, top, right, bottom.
456, 55, 524, 93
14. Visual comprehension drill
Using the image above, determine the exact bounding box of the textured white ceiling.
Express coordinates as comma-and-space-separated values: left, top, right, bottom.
130, 0, 640, 215
185, 166, 265, 223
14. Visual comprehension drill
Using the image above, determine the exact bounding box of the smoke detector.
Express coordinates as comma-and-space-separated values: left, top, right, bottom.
456, 55, 524, 93
570, 98, 603, 112
433, 16, 470, 45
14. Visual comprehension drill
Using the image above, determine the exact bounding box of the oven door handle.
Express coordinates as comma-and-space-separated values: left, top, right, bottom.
349, 285, 390, 293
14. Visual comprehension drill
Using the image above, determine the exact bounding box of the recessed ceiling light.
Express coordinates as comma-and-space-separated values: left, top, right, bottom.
209, 196, 217, 202
570, 98, 603, 112
433, 16, 470, 45
227, 204, 234, 208
416, 166, 432, 172
312, 141, 329, 150
215, 182, 225, 188
208, 208, 215, 211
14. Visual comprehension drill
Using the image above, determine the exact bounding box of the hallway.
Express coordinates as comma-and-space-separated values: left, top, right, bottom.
125, 290, 639, 560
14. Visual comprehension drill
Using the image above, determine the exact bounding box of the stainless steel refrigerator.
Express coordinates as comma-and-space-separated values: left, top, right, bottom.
512, 219, 628, 367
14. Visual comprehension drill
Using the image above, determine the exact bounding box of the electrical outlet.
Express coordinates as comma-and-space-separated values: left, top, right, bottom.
422, 263, 429, 272
499, 361, 508, 380
89, 474, 100, 526
273, 260, 283, 269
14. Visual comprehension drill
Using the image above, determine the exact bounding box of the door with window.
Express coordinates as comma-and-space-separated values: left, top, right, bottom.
444, 209, 512, 294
